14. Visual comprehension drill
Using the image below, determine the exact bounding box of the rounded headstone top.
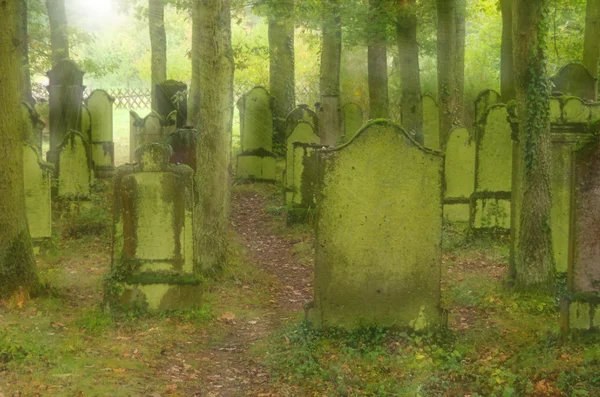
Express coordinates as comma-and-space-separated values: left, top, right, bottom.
136, 142, 173, 171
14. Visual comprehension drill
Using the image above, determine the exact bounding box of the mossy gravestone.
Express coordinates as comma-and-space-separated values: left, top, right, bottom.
108, 143, 201, 311
308, 120, 444, 330
470, 104, 512, 231
474, 89, 501, 123
236, 87, 276, 181
341, 102, 364, 141
422, 94, 440, 150
551, 63, 597, 101
57, 131, 92, 198
87, 90, 115, 178
444, 127, 475, 222
284, 104, 319, 139
285, 121, 320, 222
23, 143, 54, 254
129, 111, 169, 163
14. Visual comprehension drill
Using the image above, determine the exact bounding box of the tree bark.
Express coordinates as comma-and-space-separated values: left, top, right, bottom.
149, 0, 167, 112
583, 0, 600, 98
455, 0, 466, 121
46, 0, 70, 64
500, 0, 516, 101
0, 0, 39, 299
397, 0, 423, 142
269, 0, 296, 152
368, 0, 389, 119
512, 0, 555, 293
17, 0, 34, 105
191, 0, 234, 272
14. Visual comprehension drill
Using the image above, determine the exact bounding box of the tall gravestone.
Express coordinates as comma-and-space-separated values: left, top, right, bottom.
156, 80, 188, 128
284, 104, 319, 139
108, 143, 201, 311
23, 144, 54, 253
307, 120, 444, 330
444, 127, 475, 223
317, 95, 342, 146
341, 102, 364, 141
422, 94, 440, 150
129, 111, 169, 163
87, 90, 115, 178
474, 89, 502, 123
470, 104, 512, 232
164, 126, 199, 171
236, 87, 277, 181
46, 59, 85, 165
551, 63, 597, 101
57, 131, 92, 198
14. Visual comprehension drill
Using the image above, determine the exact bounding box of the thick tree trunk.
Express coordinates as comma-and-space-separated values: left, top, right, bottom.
455, 0, 466, 121
500, 0, 516, 101
368, 0, 389, 119
191, 0, 234, 272
46, 0, 70, 64
512, 0, 555, 293
149, 0, 167, 112
583, 0, 600, 98
269, 0, 295, 152
17, 0, 34, 105
0, 0, 39, 299
397, 0, 423, 142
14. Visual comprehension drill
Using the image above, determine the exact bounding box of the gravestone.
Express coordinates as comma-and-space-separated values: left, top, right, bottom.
108, 143, 201, 311
87, 90, 115, 178
341, 102, 364, 140
23, 143, 54, 253
474, 89, 502, 123
444, 127, 475, 222
317, 95, 342, 146
285, 121, 320, 222
46, 59, 85, 165
165, 126, 199, 171
21, 102, 44, 151
288, 143, 321, 223
422, 94, 440, 150
236, 87, 277, 181
551, 63, 597, 101
470, 104, 512, 231
129, 111, 169, 163
284, 104, 319, 139
307, 120, 444, 330
57, 130, 92, 198
81, 104, 92, 143
156, 80, 188, 128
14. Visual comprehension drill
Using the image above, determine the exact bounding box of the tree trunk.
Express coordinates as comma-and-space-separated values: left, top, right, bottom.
17, 0, 34, 105
191, 0, 234, 272
512, 0, 555, 293
368, 0, 389, 119
269, 0, 295, 152
455, 0, 466, 122
500, 0, 516, 101
0, 0, 39, 299
583, 0, 600, 98
149, 0, 167, 112
46, 0, 69, 64
319, 0, 342, 145
397, 0, 423, 142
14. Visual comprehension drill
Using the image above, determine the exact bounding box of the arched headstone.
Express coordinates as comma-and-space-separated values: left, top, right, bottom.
551, 63, 597, 101
284, 104, 319, 139
444, 127, 475, 222
87, 90, 115, 178
474, 89, 501, 123
57, 130, 92, 198
422, 94, 440, 150
129, 111, 169, 163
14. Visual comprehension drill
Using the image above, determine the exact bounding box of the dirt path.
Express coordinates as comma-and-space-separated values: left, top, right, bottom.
192, 188, 313, 397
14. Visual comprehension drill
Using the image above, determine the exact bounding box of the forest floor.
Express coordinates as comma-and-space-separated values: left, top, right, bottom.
1, 183, 600, 396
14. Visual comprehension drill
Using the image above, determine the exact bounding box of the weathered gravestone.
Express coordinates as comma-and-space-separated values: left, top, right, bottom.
236, 87, 277, 181
129, 111, 171, 163
57, 130, 92, 198
21, 102, 44, 151
285, 121, 320, 222
81, 104, 92, 143
551, 63, 597, 102
474, 89, 502, 123
317, 95, 342, 146
108, 143, 201, 311
470, 104, 512, 232
284, 104, 319, 139
165, 126, 199, 171
444, 127, 475, 223
307, 120, 444, 330
156, 80, 188, 128
87, 90, 115, 178
46, 59, 85, 165
23, 143, 54, 253
341, 102, 364, 141
422, 94, 440, 150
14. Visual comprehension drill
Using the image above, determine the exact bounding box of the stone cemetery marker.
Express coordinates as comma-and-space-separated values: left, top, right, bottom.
21, 102, 44, 151
236, 87, 276, 181
46, 59, 85, 164
23, 144, 54, 253
129, 111, 168, 163
474, 89, 501, 123
108, 142, 200, 311
341, 102, 364, 140
422, 94, 440, 150
81, 104, 92, 143
551, 63, 597, 101
284, 104, 319, 139
165, 126, 199, 171
156, 80, 188, 128
57, 131, 92, 198
444, 127, 475, 222
87, 90, 115, 178
470, 104, 512, 231
317, 95, 342, 146
308, 120, 444, 330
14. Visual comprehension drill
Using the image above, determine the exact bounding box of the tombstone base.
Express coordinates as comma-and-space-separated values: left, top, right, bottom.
443, 202, 470, 223
236, 152, 277, 182
94, 165, 115, 179
561, 299, 600, 333
106, 279, 203, 311
92, 141, 115, 178
470, 192, 511, 232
